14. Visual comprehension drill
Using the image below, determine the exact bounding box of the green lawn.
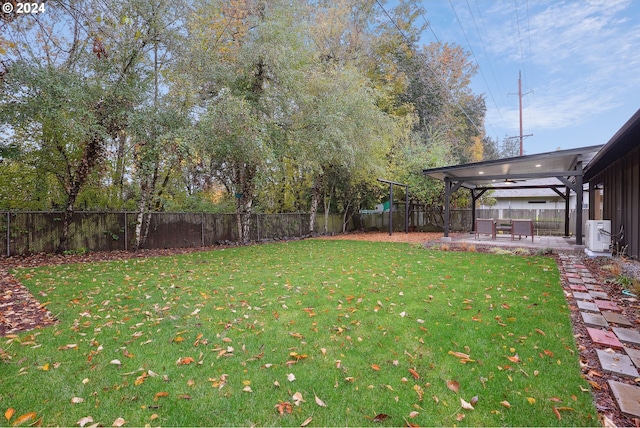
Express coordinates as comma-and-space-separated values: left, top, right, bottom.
1, 240, 597, 426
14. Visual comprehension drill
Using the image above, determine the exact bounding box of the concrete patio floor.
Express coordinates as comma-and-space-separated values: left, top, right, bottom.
445, 232, 587, 252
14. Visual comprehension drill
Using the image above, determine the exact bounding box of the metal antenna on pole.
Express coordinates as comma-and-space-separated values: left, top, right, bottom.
508, 70, 533, 156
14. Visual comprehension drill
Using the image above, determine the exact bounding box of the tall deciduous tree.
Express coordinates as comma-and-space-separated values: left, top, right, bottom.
0, 0, 155, 251
290, 64, 395, 233
183, 0, 311, 242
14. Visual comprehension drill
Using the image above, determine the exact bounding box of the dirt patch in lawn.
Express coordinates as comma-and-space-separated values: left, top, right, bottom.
315, 231, 453, 244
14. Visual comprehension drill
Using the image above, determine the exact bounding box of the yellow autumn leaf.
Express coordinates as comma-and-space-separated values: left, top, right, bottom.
12, 412, 37, 426
527, 397, 536, 405
154, 392, 169, 401
5, 408, 15, 421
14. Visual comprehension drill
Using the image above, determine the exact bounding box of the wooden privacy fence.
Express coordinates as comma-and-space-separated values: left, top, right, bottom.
0, 212, 325, 256
362, 208, 589, 236
1, 208, 588, 256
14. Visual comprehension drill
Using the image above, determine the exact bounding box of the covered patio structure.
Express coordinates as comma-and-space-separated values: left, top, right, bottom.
422, 145, 603, 247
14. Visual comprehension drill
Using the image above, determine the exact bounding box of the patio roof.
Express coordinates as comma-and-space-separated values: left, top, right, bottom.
422, 145, 603, 189
422, 145, 604, 247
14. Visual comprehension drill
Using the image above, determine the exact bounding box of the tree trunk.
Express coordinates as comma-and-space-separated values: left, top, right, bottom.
309, 174, 323, 234
235, 162, 256, 243
56, 133, 103, 253
133, 162, 159, 250
342, 200, 353, 233
323, 184, 334, 234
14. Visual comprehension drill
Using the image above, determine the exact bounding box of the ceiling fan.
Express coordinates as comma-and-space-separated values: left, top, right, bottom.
501, 177, 527, 183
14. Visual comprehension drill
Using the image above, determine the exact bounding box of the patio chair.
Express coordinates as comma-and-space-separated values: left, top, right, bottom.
475, 218, 495, 240
511, 219, 534, 242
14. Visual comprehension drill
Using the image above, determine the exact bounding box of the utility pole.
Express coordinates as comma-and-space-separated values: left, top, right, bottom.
508, 70, 533, 156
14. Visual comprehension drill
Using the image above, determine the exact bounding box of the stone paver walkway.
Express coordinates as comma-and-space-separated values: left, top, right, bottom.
557, 253, 640, 421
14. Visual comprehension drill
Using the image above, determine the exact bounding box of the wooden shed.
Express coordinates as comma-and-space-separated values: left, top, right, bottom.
584, 108, 640, 259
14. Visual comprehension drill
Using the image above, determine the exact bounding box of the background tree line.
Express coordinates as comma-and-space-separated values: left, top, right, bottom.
0, 0, 512, 249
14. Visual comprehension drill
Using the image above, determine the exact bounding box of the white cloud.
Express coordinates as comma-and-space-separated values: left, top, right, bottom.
476, 0, 640, 131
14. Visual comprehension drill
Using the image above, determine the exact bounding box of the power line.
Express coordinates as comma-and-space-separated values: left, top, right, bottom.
448, 0, 503, 122
410, 0, 441, 45
464, 0, 504, 119
374, 0, 483, 135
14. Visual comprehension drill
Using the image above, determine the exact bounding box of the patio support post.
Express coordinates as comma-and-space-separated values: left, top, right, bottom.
564, 187, 570, 237
377, 178, 409, 236
443, 178, 464, 238
470, 189, 476, 232
470, 189, 488, 232
388, 183, 393, 236
444, 178, 451, 237
575, 161, 584, 246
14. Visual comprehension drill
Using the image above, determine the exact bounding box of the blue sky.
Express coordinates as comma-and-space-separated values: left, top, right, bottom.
414, 0, 640, 154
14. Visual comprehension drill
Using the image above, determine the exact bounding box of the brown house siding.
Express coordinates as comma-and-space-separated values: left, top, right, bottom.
589, 144, 640, 259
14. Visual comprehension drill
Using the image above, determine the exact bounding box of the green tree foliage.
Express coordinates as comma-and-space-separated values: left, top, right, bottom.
0, 0, 487, 244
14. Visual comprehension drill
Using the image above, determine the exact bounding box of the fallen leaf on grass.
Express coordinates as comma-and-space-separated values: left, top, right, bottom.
408, 368, 420, 379
553, 405, 574, 420
413, 384, 424, 401
448, 351, 475, 363
315, 394, 327, 407
470, 395, 479, 406
455, 413, 465, 421
460, 398, 474, 410
110, 359, 121, 366
12, 412, 36, 426
275, 402, 293, 415
527, 397, 536, 405
500, 401, 511, 409
177, 357, 194, 365
134, 372, 148, 386
154, 392, 169, 401
371, 364, 380, 371
71, 397, 85, 404
287, 373, 296, 382
300, 416, 313, 427
77, 416, 94, 427
112, 417, 125, 427
446, 379, 460, 393
535, 328, 546, 336
292, 392, 305, 406
5, 408, 15, 421
506, 354, 520, 363
58, 344, 78, 351
373, 413, 390, 422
